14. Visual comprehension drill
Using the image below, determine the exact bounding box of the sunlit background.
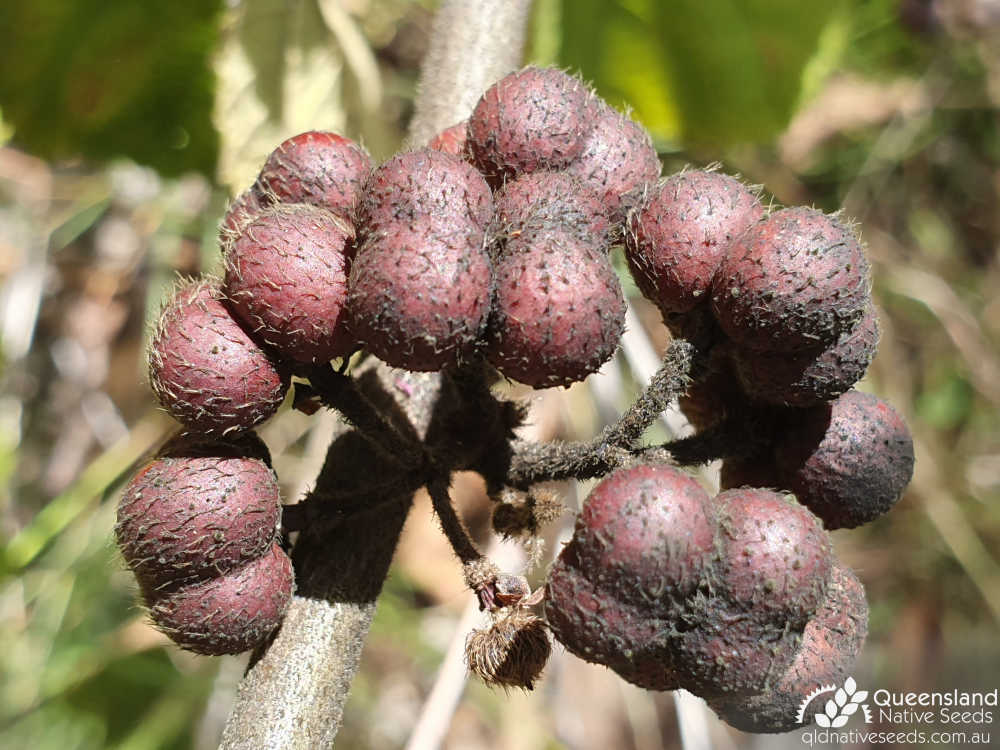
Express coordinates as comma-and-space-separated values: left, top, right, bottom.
1, 0, 998, 748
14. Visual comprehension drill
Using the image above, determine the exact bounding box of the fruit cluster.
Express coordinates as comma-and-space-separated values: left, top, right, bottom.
115, 433, 292, 655
544, 465, 868, 733
115, 65, 915, 734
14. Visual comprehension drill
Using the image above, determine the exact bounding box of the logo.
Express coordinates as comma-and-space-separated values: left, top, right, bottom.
797, 677, 873, 728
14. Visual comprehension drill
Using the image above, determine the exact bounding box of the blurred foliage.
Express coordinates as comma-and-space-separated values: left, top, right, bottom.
1, 0, 999, 749
556, 0, 845, 147
0, 0, 221, 177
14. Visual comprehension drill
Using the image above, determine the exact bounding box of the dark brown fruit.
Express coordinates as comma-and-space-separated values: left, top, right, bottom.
427, 120, 468, 156
224, 204, 355, 364
712, 488, 833, 625
116, 436, 280, 590
468, 66, 597, 184
775, 390, 915, 529
709, 563, 869, 733
711, 207, 871, 352
488, 228, 624, 388
677, 347, 741, 430
626, 170, 764, 314
669, 593, 805, 699
148, 280, 288, 435
347, 222, 493, 371
493, 171, 610, 250
147, 542, 294, 655
565, 100, 661, 226
254, 130, 371, 218
733, 303, 880, 407
356, 148, 493, 237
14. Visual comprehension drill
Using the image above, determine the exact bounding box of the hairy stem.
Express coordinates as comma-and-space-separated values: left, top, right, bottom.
600, 340, 697, 447
488, 340, 703, 489
428, 475, 481, 565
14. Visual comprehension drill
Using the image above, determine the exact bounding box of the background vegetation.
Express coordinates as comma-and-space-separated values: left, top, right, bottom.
1, 0, 998, 747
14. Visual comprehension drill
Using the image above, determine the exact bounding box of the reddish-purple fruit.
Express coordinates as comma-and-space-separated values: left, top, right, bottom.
711, 207, 871, 352
565, 101, 661, 226
488, 228, 625, 387
712, 488, 833, 625
626, 170, 764, 315
224, 204, 355, 364
254, 130, 372, 219
709, 563, 869, 733
116, 435, 280, 590
427, 120, 468, 156
545, 464, 717, 691
774, 390, 915, 529
148, 280, 288, 435
356, 148, 493, 237
347, 222, 493, 371
468, 66, 597, 185
147, 542, 294, 655
733, 304, 880, 407
493, 171, 610, 249
571, 464, 718, 602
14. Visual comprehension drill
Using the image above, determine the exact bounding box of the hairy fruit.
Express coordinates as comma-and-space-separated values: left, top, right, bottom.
224, 204, 355, 364
711, 207, 871, 352
148, 280, 288, 435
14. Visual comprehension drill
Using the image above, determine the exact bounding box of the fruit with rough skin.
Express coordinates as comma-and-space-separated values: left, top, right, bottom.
356, 148, 493, 238
116, 434, 280, 590
544, 464, 717, 690
253, 130, 371, 219
626, 170, 764, 315
709, 563, 869, 733
492, 171, 610, 250
669, 593, 805, 699
468, 66, 597, 185
711, 207, 871, 352
487, 227, 625, 387
146, 542, 294, 655
565, 100, 661, 226
712, 488, 833, 625
427, 120, 468, 156
774, 390, 915, 529
733, 304, 880, 407
569, 464, 717, 602
545, 542, 684, 691
224, 204, 356, 364
347, 222, 493, 371
148, 280, 288, 435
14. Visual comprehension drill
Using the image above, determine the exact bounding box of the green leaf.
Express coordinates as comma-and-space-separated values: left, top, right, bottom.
557, 0, 844, 147
0, 0, 221, 177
